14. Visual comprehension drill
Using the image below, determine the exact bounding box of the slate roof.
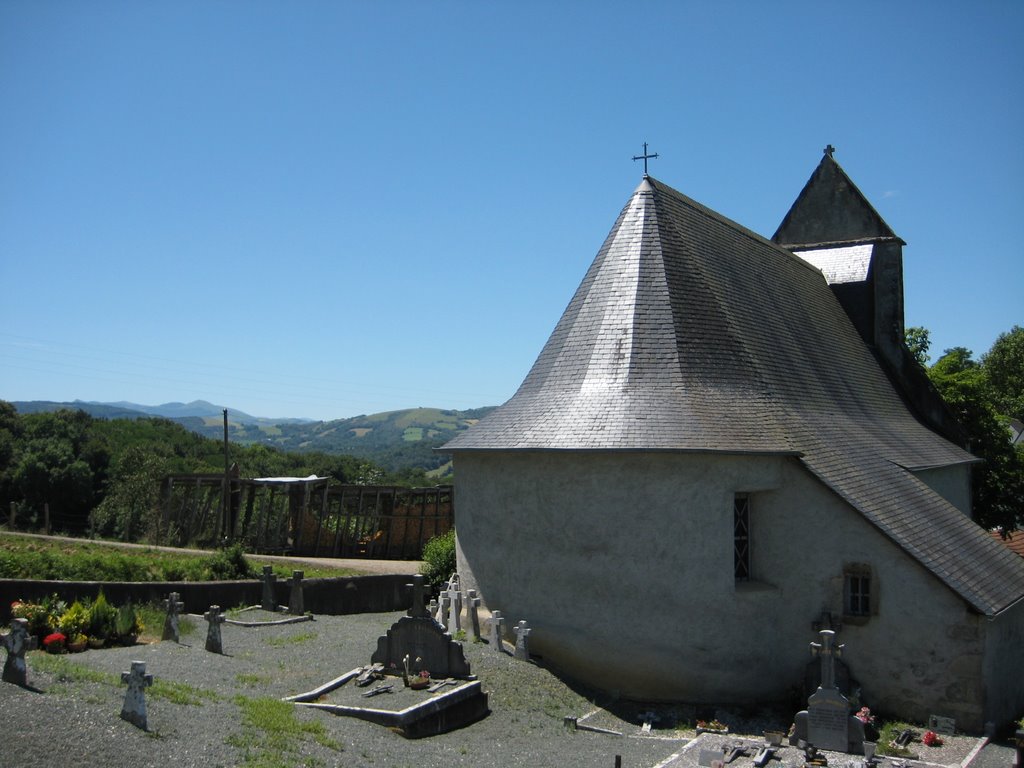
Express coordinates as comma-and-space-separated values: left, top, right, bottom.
443, 174, 1024, 616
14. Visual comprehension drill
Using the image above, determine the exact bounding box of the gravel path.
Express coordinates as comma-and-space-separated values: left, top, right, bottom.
1, 610, 988, 768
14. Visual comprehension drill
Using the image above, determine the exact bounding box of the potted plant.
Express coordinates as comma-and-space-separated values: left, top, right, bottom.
410, 669, 431, 690
88, 591, 117, 646
58, 600, 91, 644
67, 633, 88, 653
43, 631, 66, 654
696, 719, 729, 735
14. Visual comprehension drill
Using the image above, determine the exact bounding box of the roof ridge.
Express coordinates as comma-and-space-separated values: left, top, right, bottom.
644, 176, 825, 279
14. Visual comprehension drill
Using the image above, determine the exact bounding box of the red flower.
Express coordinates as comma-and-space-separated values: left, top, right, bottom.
43, 632, 66, 648
923, 731, 943, 747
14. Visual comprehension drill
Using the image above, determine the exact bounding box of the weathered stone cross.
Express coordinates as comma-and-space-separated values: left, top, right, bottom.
120, 660, 154, 730
632, 142, 659, 175
261, 565, 278, 611
514, 620, 532, 661
204, 605, 226, 654
810, 629, 844, 690
288, 570, 304, 615
2, 618, 38, 686
824, 143, 836, 158
406, 574, 429, 618
488, 610, 505, 651
466, 589, 482, 640
162, 591, 184, 642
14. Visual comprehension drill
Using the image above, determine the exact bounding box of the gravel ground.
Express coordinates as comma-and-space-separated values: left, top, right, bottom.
1, 611, 989, 768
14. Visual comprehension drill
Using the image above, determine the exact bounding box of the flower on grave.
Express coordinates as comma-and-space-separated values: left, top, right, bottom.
43, 632, 66, 653
855, 707, 875, 725
419, 669, 430, 680
696, 719, 726, 731
923, 730, 943, 747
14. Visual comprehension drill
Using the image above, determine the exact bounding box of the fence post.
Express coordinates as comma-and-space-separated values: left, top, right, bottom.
44, 503, 51, 535
8, 501, 14, 529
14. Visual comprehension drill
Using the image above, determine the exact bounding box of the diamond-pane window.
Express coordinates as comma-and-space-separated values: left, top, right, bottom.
734, 494, 750, 581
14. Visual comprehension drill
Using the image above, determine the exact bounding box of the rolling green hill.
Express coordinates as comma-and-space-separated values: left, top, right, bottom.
215, 406, 495, 476
11, 401, 494, 476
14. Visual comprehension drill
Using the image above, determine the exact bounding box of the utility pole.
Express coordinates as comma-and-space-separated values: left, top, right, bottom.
223, 408, 230, 544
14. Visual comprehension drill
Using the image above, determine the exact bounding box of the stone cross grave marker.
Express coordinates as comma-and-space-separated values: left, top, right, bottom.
2, 618, 38, 687
805, 629, 861, 753
514, 620, 531, 661
204, 605, 226, 654
161, 591, 184, 643
438, 594, 451, 630
288, 570, 304, 615
261, 565, 278, 611
120, 660, 153, 730
466, 589, 482, 640
428, 598, 438, 619
488, 610, 505, 651
406, 574, 430, 618
447, 583, 462, 635
434, 581, 449, 624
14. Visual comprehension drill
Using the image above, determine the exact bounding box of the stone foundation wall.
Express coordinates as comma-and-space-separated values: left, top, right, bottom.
0, 574, 411, 620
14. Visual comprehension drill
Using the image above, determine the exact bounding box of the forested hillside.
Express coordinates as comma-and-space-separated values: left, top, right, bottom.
0, 401, 427, 538
14, 401, 496, 475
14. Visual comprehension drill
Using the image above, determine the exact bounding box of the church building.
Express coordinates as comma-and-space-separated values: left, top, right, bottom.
442, 149, 1024, 731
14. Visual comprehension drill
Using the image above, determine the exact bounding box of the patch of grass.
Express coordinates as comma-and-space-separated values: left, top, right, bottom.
32, 651, 117, 687
228, 695, 341, 767
876, 720, 918, 757
236, 673, 269, 687
264, 631, 317, 647
30, 652, 217, 705
150, 679, 219, 706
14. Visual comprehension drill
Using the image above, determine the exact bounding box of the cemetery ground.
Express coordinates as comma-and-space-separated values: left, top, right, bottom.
1, 608, 988, 768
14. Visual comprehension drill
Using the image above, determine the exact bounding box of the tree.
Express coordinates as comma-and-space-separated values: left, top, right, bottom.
928, 345, 1024, 532
981, 325, 1024, 422
90, 446, 169, 541
904, 326, 931, 367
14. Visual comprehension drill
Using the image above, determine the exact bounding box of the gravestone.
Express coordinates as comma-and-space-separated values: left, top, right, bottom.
513, 620, 531, 661
447, 583, 462, 635
466, 589, 481, 640
288, 570, 304, 615
2, 618, 38, 686
434, 581, 449, 624
204, 605, 226, 654
162, 591, 184, 643
488, 610, 506, 651
120, 660, 153, 730
261, 565, 278, 611
791, 630, 865, 754
371, 574, 471, 679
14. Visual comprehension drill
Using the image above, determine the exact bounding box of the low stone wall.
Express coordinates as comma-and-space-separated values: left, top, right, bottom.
0, 574, 413, 620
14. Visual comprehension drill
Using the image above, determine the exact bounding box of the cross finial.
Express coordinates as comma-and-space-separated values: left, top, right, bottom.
824, 144, 836, 158
632, 142, 659, 176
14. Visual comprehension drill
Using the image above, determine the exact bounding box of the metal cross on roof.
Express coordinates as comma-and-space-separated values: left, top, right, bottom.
824, 144, 836, 158
632, 142, 659, 176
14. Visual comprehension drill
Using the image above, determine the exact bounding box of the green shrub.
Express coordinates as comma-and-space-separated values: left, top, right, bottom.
57, 600, 91, 638
88, 591, 117, 640
421, 528, 457, 587
203, 543, 253, 580
114, 603, 143, 642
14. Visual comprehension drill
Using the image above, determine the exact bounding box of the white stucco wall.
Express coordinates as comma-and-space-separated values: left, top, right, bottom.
911, 464, 972, 517
452, 450, 997, 730
982, 596, 1024, 727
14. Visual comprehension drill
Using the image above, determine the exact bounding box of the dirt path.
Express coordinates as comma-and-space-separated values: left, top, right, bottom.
1, 530, 425, 575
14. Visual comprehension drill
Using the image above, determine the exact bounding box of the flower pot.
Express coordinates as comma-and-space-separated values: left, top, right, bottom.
87, 637, 105, 649
410, 678, 431, 690
67, 640, 87, 653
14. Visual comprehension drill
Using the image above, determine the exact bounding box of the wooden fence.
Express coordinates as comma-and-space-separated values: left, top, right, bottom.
158, 474, 453, 560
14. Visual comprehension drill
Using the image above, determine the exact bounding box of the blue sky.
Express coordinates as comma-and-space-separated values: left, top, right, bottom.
2, 2, 1021, 421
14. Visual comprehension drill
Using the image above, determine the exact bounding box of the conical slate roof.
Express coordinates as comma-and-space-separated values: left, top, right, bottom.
773, 152, 904, 248
444, 175, 1024, 615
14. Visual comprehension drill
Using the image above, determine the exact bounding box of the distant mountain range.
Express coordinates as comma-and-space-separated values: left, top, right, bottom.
10, 399, 496, 474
